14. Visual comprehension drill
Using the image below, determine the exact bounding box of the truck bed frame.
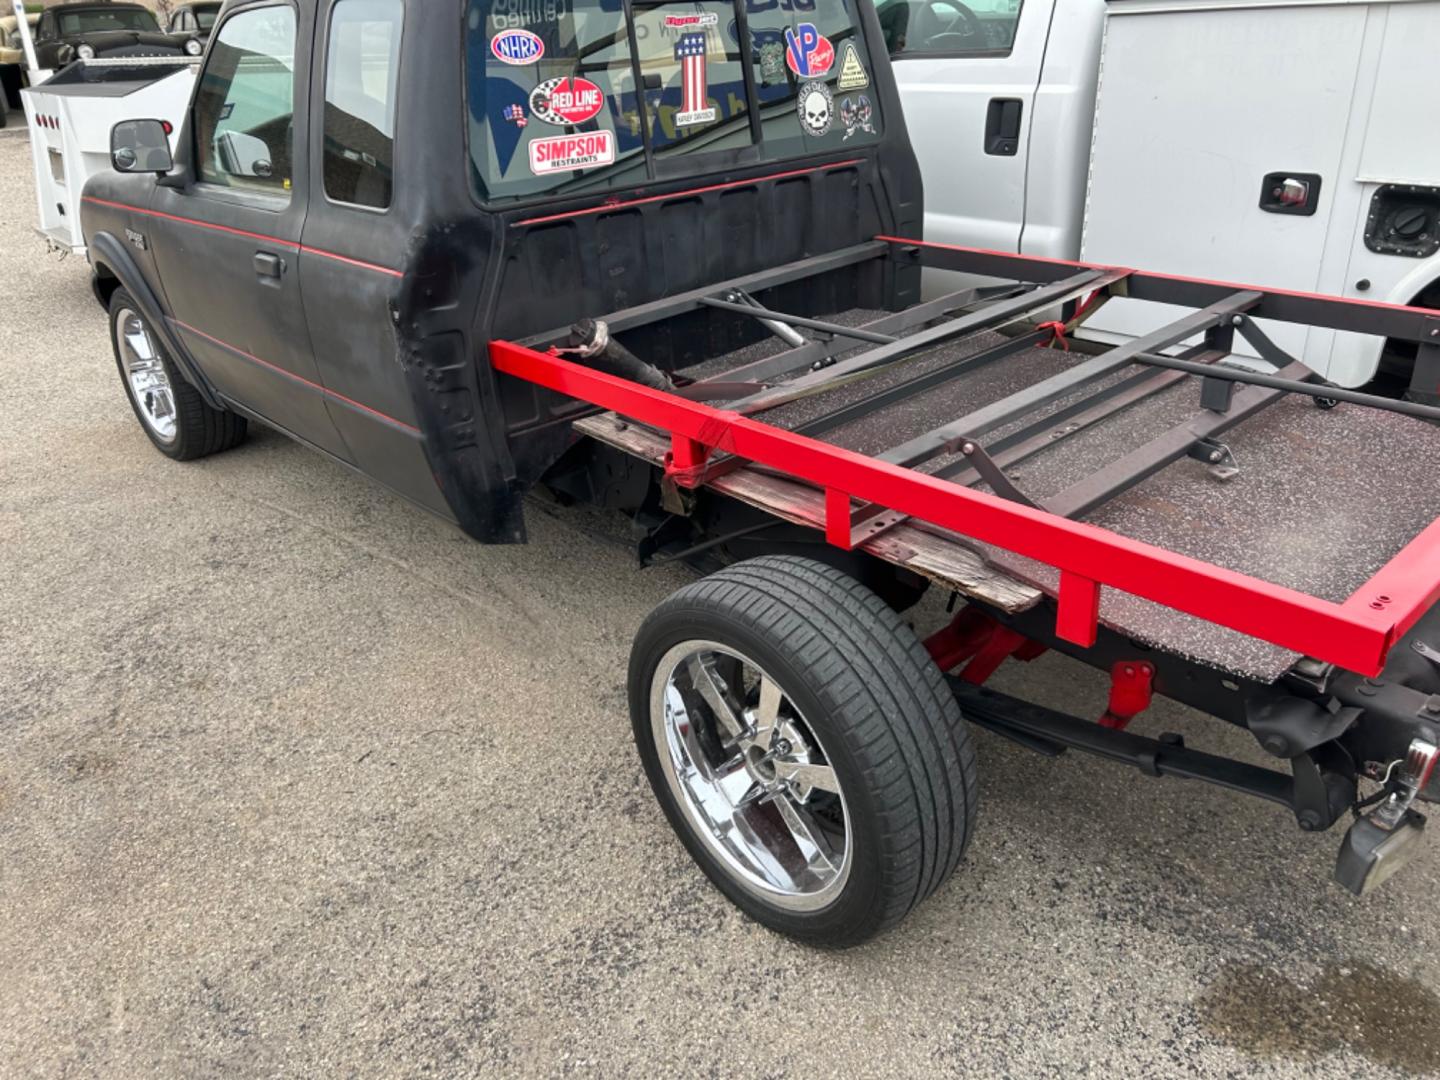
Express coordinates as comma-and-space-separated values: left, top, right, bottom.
493, 237, 1440, 683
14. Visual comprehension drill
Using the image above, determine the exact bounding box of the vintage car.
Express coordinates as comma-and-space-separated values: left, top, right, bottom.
29, 1, 197, 69
0, 12, 40, 115
81, 0, 1440, 946
166, 1, 220, 47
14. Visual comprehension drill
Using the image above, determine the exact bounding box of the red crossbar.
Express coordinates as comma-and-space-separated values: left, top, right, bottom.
490, 341, 1438, 678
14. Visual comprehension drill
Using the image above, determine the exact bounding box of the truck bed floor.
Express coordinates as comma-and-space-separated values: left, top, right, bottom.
672, 311, 1440, 680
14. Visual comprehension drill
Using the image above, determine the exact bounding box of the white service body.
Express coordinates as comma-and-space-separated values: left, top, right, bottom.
21, 60, 193, 255
894, 0, 1440, 387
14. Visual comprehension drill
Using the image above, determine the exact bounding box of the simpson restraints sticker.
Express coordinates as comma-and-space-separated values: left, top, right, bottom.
491, 28, 544, 65
836, 41, 868, 91
674, 32, 717, 126
797, 81, 833, 136
840, 94, 874, 140
529, 130, 616, 173
784, 22, 833, 78
529, 76, 605, 125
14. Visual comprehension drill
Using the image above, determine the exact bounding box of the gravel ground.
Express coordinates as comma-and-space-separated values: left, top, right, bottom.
3, 121, 1440, 1079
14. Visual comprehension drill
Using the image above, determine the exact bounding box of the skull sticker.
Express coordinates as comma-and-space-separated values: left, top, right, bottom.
797, 82, 833, 137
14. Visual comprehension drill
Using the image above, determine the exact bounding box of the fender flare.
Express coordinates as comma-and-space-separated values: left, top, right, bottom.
89, 230, 226, 411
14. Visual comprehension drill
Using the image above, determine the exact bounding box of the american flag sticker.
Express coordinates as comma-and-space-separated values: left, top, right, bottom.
673, 32, 716, 127
503, 104, 527, 127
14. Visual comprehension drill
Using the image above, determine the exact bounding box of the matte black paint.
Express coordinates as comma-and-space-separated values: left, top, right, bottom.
82, 0, 923, 545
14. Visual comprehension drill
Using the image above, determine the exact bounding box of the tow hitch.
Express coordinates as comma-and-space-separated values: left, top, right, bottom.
1335, 738, 1439, 896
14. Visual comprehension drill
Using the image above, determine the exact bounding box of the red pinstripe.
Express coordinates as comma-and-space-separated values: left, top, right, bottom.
82, 196, 404, 278
171, 318, 420, 435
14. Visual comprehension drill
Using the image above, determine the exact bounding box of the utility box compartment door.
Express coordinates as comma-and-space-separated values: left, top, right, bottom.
1079, 1, 1368, 365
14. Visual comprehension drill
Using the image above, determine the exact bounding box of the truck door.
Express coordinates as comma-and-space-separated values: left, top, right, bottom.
298, 0, 450, 514
146, 0, 350, 460
881, 0, 1052, 252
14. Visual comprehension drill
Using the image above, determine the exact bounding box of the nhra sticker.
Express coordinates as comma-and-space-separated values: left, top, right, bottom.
840, 94, 874, 140
491, 28, 545, 65
797, 80, 832, 136
836, 42, 868, 91
529, 130, 616, 174
784, 22, 833, 78
529, 76, 605, 125
674, 32, 716, 125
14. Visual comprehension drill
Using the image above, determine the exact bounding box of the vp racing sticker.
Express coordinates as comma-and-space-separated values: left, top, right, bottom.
491, 27, 544, 64
797, 81, 832, 136
529, 130, 616, 174
784, 22, 833, 78
529, 76, 605, 125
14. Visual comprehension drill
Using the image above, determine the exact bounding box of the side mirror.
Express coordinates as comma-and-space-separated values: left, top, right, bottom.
111, 119, 174, 176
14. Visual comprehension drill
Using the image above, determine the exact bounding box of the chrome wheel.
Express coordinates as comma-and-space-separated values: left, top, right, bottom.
650, 641, 852, 912
115, 307, 177, 443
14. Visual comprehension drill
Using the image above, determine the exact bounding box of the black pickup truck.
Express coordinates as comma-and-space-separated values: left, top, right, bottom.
83, 0, 1440, 946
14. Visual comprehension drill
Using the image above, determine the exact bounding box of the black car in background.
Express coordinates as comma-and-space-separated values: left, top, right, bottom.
166, 2, 220, 48
31, 2, 196, 68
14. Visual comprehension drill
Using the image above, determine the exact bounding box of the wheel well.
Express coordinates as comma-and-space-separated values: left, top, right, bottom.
1376, 275, 1440, 394
90, 262, 121, 309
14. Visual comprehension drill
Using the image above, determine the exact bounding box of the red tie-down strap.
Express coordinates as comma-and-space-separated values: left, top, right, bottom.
1040, 289, 1110, 351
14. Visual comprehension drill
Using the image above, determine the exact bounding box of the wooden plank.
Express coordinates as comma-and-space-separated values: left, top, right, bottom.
574, 413, 1043, 613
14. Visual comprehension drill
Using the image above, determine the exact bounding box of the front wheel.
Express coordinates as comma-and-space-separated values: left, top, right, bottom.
628, 555, 978, 947
108, 289, 246, 460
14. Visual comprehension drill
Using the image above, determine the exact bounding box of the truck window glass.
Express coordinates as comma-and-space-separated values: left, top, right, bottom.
466, 0, 886, 201
877, 0, 1022, 56
197, 10, 219, 30
194, 5, 297, 196
323, 0, 403, 210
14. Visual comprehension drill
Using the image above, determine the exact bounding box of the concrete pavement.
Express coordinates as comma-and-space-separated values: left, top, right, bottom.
2, 125, 1439, 1078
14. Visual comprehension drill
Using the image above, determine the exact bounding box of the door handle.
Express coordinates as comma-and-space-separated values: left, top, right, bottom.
253, 251, 284, 280
984, 98, 1023, 157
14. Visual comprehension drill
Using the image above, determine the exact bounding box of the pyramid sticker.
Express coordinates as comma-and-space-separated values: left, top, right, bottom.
836, 42, 869, 92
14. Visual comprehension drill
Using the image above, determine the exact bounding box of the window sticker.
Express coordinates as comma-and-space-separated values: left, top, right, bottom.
673, 32, 717, 126
835, 41, 867, 91
664, 11, 718, 28
502, 103, 528, 126
756, 37, 786, 85
796, 80, 832, 136
491, 26, 544, 64
529, 130, 616, 173
529, 76, 605, 125
783, 22, 832, 78
840, 94, 873, 140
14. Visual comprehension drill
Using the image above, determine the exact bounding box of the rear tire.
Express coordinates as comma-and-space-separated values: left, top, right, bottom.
628, 555, 978, 946
108, 289, 246, 461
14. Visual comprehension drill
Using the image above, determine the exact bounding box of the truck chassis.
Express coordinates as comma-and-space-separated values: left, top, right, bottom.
491, 235, 1440, 935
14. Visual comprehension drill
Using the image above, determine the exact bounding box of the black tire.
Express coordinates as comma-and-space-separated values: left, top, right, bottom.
108, 289, 246, 460
628, 555, 978, 947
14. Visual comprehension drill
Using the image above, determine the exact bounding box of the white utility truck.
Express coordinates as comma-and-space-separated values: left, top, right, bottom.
9, 0, 194, 254
888, 0, 1440, 399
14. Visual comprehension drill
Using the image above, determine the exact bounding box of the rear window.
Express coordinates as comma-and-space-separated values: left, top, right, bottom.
58, 7, 160, 34
466, 0, 886, 201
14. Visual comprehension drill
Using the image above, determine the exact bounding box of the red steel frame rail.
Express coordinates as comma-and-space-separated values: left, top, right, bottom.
492, 338, 1440, 679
